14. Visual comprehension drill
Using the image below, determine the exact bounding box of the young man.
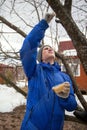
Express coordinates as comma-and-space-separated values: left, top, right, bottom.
20, 13, 77, 130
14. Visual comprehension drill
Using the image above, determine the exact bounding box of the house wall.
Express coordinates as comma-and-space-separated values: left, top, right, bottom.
75, 64, 87, 90
58, 40, 87, 91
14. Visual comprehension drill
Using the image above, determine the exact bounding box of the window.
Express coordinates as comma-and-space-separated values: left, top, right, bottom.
61, 63, 80, 77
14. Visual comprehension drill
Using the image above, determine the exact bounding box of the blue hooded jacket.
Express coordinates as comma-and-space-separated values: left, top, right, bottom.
20, 19, 77, 130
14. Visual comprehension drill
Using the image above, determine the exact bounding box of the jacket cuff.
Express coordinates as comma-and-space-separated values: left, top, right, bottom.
39, 19, 49, 30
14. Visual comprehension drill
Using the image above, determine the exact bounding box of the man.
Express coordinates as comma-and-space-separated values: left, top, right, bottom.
20, 12, 77, 130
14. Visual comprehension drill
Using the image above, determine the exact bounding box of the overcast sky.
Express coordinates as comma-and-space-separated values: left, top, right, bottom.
0, 0, 87, 64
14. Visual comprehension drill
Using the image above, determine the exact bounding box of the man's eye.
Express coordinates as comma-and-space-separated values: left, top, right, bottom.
44, 48, 48, 50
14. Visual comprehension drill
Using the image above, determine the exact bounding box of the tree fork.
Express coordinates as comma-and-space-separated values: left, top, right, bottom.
46, 0, 87, 74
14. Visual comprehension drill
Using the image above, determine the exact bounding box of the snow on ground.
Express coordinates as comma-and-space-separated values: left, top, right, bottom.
0, 83, 87, 115
16, 80, 28, 88
0, 84, 26, 113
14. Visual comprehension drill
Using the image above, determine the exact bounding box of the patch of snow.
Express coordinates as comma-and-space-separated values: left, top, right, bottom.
0, 84, 87, 115
0, 84, 26, 113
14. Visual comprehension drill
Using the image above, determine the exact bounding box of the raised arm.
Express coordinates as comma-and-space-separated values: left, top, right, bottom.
20, 12, 55, 79
20, 20, 49, 79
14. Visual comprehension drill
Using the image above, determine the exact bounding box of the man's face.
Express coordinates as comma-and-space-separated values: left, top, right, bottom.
42, 45, 55, 62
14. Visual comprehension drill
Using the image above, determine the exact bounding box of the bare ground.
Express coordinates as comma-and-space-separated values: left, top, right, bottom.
0, 105, 87, 130
0, 105, 25, 130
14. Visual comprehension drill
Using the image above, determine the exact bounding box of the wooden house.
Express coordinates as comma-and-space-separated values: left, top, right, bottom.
58, 40, 87, 91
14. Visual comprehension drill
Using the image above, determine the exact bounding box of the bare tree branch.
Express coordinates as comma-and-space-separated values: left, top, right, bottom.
0, 16, 27, 37
0, 73, 27, 97
33, 0, 41, 21
10, 0, 16, 13
0, 0, 6, 6
73, 5, 87, 13
1, 34, 19, 57
13, 9, 33, 28
55, 52, 87, 111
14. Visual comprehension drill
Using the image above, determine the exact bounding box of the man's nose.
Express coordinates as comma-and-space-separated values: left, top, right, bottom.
48, 48, 53, 51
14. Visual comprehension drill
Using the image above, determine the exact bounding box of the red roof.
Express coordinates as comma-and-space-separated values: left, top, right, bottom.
58, 41, 75, 53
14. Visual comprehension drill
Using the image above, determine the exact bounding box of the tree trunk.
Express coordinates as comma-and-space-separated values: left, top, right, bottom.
46, 0, 87, 74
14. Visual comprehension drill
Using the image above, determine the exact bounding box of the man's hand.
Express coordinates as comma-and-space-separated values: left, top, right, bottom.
44, 12, 55, 23
52, 82, 70, 98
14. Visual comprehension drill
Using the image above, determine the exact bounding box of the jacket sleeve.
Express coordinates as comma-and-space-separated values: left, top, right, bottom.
59, 73, 77, 111
20, 20, 49, 78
